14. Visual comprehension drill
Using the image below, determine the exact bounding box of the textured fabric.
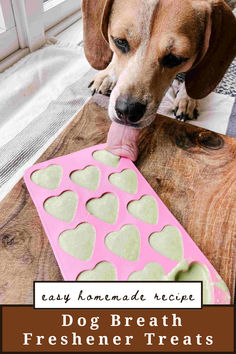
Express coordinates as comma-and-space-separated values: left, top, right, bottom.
227, 99, 236, 137
176, 57, 236, 98
215, 59, 236, 98
0, 41, 95, 201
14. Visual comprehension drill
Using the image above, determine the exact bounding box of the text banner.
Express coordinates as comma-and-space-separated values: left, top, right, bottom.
34, 281, 202, 309
1, 306, 234, 352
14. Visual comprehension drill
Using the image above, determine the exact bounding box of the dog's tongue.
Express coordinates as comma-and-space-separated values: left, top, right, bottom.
106, 122, 140, 161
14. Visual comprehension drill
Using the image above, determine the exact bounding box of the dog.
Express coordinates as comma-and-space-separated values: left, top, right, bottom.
82, 0, 236, 159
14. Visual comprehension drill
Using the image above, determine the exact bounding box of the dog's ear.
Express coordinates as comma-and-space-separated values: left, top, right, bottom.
185, 0, 236, 99
82, 0, 114, 70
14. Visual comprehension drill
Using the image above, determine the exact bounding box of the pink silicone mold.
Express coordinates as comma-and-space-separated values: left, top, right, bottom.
24, 144, 230, 304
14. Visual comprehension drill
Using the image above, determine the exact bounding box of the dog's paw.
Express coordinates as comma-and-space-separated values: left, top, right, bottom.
173, 97, 199, 121
88, 70, 117, 97
172, 84, 200, 122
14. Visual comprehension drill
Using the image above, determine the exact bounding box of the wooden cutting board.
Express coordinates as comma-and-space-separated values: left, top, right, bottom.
0, 98, 235, 304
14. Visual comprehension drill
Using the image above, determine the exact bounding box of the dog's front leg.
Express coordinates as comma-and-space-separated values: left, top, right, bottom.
89, 56, 117, 96
172, 82, 200, 122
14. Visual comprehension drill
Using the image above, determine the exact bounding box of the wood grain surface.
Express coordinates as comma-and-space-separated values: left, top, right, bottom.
0, 98, 235, 304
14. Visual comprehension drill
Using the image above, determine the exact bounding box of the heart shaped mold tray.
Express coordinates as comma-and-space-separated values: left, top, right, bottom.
24, 144, 230, 304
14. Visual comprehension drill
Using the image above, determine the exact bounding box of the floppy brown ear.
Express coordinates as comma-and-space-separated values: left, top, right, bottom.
82, 0, 114, 70
185, 0, 236, 99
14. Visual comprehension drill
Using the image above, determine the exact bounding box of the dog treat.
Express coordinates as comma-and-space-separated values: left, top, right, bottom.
127, 195, 158, 224
105, 225, 140, 261
109, 169, 138, 194
173, 262, 212, 304
93, 149, 120, 167
44, 191, 78, 222
164, 260, 211, 304
24, 144, 230, 304
149, 226, 183, 262
77, 261, 117, 281
31, 165, 63, 190
59, 223, 96, 261
128, 262, 165, 281
70, 166, 100, 191
86, 193, 118, 224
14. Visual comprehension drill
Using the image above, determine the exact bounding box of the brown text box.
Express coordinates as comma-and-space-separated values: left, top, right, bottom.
1, 306, 235, 352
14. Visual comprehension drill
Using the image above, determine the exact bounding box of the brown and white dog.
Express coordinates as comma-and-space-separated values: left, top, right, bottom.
82, 0, 236, 160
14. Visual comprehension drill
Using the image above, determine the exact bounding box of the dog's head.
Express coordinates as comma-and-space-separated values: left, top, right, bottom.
83, 0, 236, 128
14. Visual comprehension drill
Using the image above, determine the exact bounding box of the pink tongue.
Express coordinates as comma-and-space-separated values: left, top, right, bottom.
106, 122, 140, 161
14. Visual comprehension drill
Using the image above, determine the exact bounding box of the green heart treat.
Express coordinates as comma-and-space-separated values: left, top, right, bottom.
44, 191, 78, 222
86, 193, 118, 224
128, 262, 165, 281
127, 195, 158, 224
92, 150, 120, 167
77, 261, 117, 281
109, 169, 138, 194
105, 225, 140, 261
149, 225, 183, 262
31, 165, 62, 190
59, 223, 95, 261
70, 166, 100, 191
167, 261, 212, 304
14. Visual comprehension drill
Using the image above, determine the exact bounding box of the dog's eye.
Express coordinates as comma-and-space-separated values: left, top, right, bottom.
112, 37, 130, 53
162, 53, 188, 68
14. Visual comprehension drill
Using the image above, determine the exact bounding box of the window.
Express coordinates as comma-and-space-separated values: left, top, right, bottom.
0, 0, 19, 61
0, 0, 81, 69
0, 5, 6, 33
43, 0, 81, 32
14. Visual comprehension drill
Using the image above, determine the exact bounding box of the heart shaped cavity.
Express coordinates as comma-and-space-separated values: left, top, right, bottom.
70, 166, 100, 191
86, 193, 118, 224
128, 262, 165, 281
31, 165, 62, 190
77, 261, 117, 281
44, 191, 78, 222
127, 195, 158, 224
58, 223, 95, 261
92, 150, 120, 167
167, 261, 212, 304
109, 169, 138, 194
149, 226, 183, 262
105, 225, 140, 261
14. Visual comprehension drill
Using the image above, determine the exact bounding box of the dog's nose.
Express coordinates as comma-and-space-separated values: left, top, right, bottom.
115, 95, 146, 123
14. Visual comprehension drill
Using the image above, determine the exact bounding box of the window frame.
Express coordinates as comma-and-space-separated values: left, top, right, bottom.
0, 0, 82, 71
0, 0, 19, 61
43, 0, 81, 31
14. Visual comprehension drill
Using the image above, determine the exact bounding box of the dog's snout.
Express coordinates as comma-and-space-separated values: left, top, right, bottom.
115, 95, 146, 123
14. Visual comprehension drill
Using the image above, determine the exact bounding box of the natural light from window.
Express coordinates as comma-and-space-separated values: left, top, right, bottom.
43, 0, 67, 11
0, 4, 6, 34
0, 0, 81, 67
